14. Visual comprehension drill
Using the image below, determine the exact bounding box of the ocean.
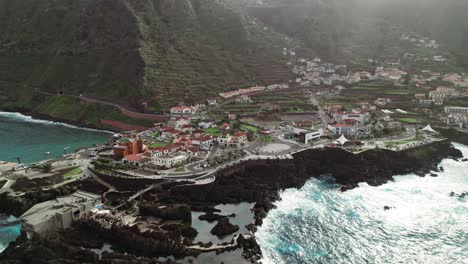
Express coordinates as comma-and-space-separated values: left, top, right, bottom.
257, 143, 468, 264
0, 216, 21, 253
0, 111, 110, 252
0, 111, 111, 164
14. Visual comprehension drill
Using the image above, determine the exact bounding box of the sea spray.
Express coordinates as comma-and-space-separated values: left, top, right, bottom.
0, 112, 114, 134
257, 143, 468, 264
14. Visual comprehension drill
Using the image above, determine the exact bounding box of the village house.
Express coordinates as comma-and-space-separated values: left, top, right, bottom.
228, 131, 248, 147
216, 133, 231, 146
152, 154, 189, 169
445, 106, 468, 114
198, 121, 215, 129
374, 98, 392, 107
207, 99, 218, 106
429, 86, 459, 99
160, 127, 184, 140
170, 106, 198, 115
184, 146, 200, 157
122, 153, 150, 167
419, 99, 433, 105
227, 113, 237, 120
192, 136, 213, 151
168, 117, 191, 130
236, 95, 252, 103
375, 67, 407, 81
261, 102, 281, 112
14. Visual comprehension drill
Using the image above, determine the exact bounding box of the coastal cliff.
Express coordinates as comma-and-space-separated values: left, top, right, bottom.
0, 140, 462, 263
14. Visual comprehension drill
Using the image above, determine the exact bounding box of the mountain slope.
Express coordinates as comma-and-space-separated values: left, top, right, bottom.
246, 0, 468, 70
0, 0, 293, 118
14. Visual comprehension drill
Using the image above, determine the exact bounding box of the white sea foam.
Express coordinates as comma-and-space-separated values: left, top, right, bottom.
257, 143, 468, 264
0, 111, 113, 134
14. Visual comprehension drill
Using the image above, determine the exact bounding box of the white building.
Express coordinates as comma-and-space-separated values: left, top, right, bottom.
170, 106, 198, 115
236, 95, 252, 103
444, 106, 468, 114
153, 154, 189, 169
298, 130, 321, 144
20, 191, 101, 238
168, 117, 191, 129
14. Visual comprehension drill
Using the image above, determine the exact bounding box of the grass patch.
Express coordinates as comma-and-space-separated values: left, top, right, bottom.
260, 135, 272, 142
175, 166, 186, 172
398, 117, 419, 123
385, 90, 410, 95
204, 127, 221, 136
63, 167, 82, 177
241, 124, 259, 133
148, 141, 168, 148
385, 132, 425, 147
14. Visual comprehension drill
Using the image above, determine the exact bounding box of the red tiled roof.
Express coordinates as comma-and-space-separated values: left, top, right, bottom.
187, 146, 199, 153
337, 124, 352, 128
123, 154, 144, 162
234, 131, 246, 137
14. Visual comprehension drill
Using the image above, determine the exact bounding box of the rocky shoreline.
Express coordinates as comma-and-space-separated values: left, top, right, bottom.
0, 139, 463, 263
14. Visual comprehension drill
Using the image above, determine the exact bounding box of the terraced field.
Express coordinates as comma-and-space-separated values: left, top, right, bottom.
218, 89, 316, 117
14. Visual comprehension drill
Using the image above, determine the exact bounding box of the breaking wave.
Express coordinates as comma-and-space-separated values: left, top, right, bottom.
257, 143, 468, 264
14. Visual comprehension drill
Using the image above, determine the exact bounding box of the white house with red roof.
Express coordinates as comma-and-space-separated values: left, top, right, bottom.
332, 111, 369, 125
185, 146, 200, 157
161, 128, 184, 140
192, 136, 213, 151
122, 154, 149, 167
228, 131, 247, 147
170, 106, 198, 115
168, 117, 191, 129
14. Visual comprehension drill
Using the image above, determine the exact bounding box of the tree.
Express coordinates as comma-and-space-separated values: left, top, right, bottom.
42, 163, 52, 173
231, 122, 241, 130
246, 131, 255, 141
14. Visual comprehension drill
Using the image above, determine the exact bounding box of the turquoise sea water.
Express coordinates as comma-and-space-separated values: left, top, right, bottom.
0, 216, 21, 253
0, 112, 110, 253
257, 143, 468, 264
0, 112, 110, 164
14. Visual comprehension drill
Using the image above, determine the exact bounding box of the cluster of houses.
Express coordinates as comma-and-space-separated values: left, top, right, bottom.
113, 117, 249, 169
428, 86, 467, 105
410, 70, 442, 86
290, 57, 349, 86
219, 84, 289, 99
170, 105, 200, 116
442, 106, 468, 128
443, 73, 468, 87
348, 67, 408, 84
400, 33, 439, 49
326, 111, 372, 137
411, 86, 468, 106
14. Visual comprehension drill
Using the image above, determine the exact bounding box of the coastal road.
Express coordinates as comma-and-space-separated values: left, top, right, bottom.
37, 90, 169, 121
310, 94, 331, 128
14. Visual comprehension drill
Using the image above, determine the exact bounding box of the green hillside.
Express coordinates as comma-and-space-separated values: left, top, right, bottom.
246, 0, 468, 70
0, 0, 293, 122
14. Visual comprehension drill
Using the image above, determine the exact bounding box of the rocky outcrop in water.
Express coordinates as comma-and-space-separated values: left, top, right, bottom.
139, 203, 191, 221
210, 218, 240, 237
198, 212, 229, 222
